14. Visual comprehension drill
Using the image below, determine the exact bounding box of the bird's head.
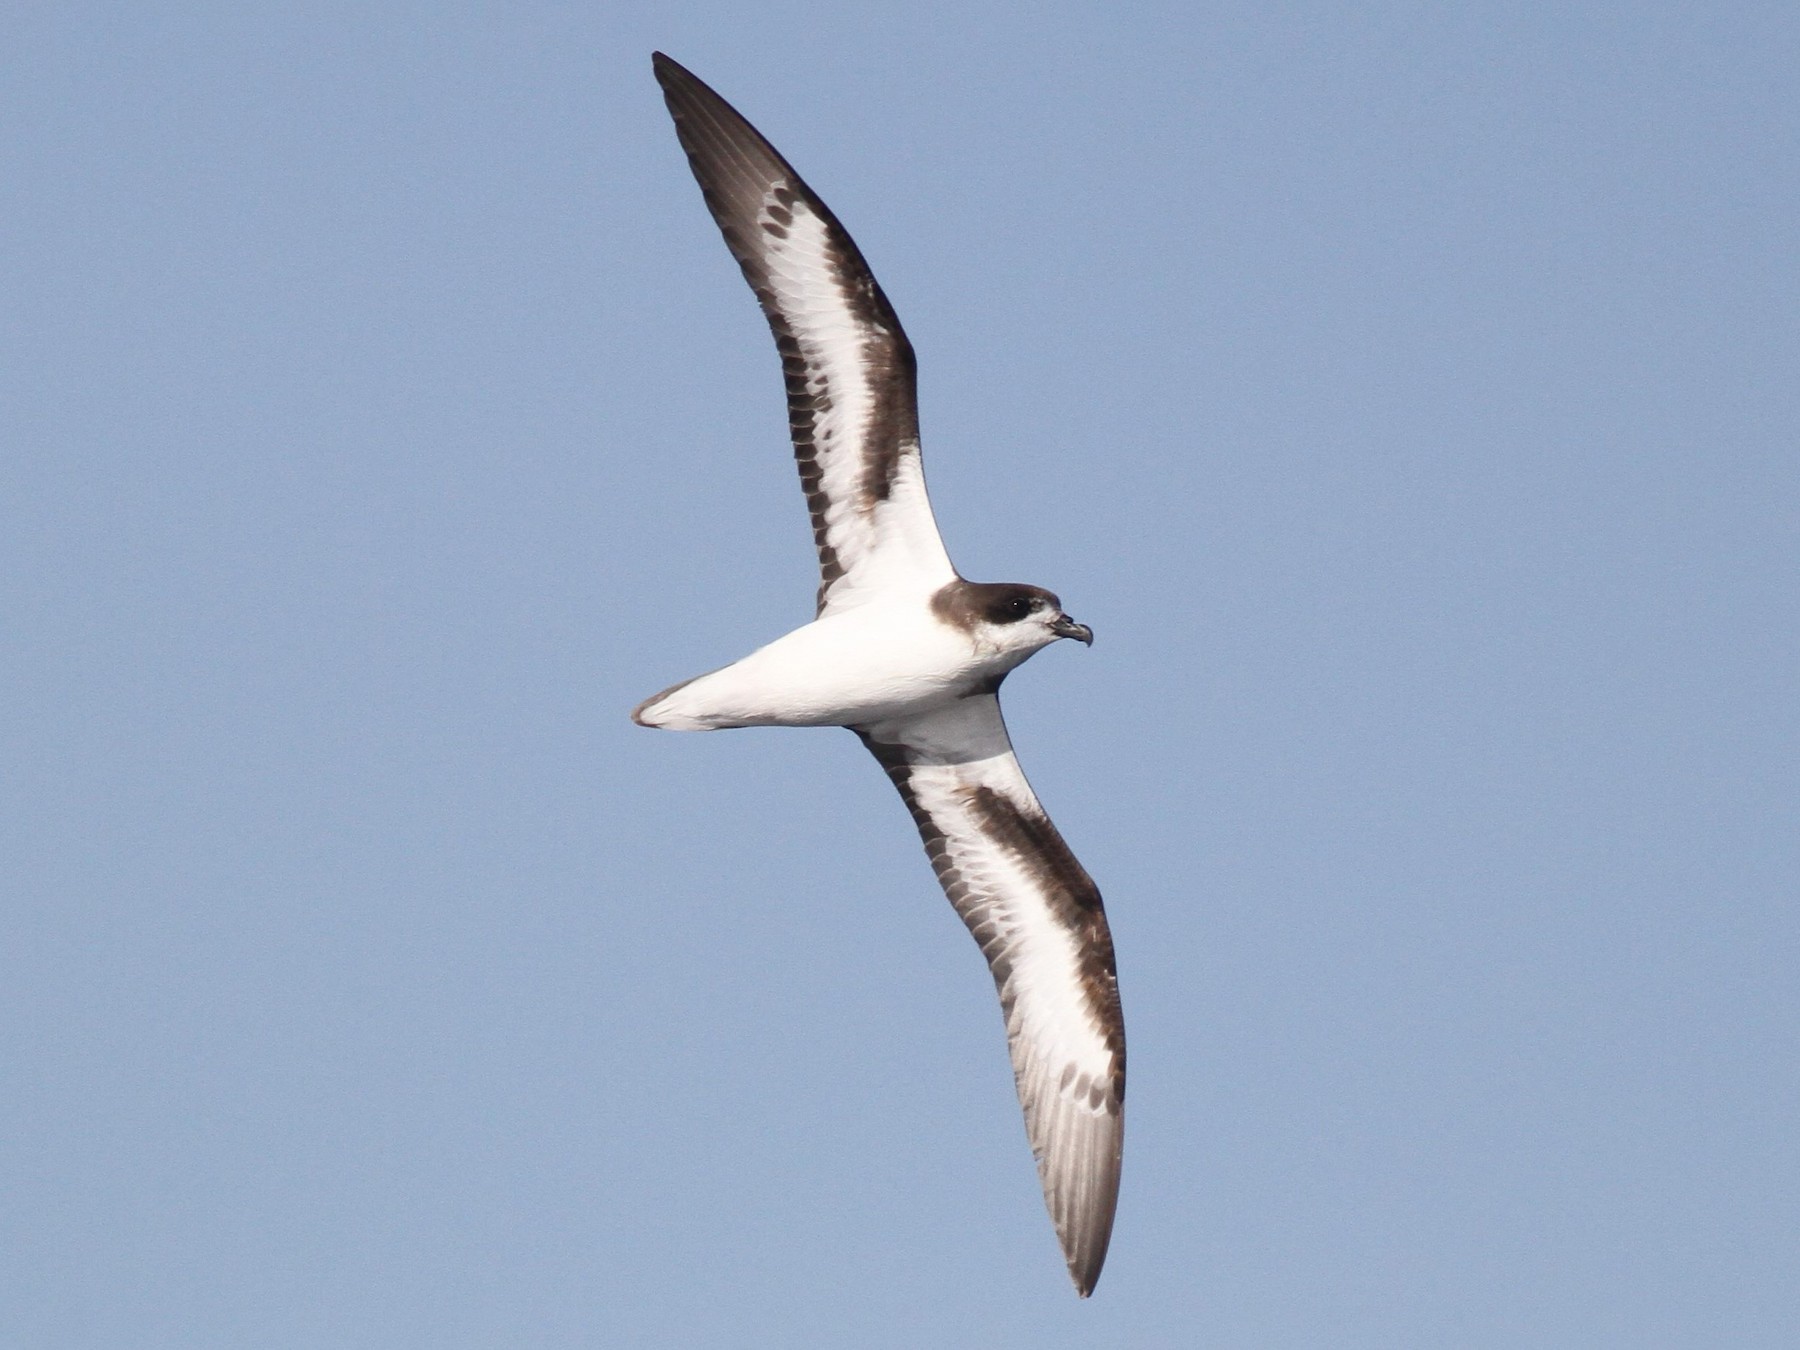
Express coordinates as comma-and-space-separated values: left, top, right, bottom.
934, 580, 1094, 658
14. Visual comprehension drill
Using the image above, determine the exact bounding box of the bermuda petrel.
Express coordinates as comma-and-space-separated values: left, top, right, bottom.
634, 53, 1125, 1296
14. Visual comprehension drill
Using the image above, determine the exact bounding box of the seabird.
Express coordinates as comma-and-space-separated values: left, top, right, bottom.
635, 53, 1125, 1297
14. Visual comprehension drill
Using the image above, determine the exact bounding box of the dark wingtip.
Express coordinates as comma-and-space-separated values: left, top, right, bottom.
650, 51, 688, 91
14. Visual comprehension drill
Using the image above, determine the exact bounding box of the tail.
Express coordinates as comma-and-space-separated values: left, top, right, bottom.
631, 646, 791, 731
630, 672, 715, 729
634, 663, 770, 730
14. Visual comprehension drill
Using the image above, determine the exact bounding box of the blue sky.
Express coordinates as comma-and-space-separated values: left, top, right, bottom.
4, 2, 1796, 1345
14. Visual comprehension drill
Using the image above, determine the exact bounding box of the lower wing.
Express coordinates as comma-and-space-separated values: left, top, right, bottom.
855, 694, 1125, 1296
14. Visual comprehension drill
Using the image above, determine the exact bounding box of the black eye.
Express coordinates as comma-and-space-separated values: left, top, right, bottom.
978, 588, 1044, 625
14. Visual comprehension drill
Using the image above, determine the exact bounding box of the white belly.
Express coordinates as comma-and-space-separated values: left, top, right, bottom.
635, 603, 992, 730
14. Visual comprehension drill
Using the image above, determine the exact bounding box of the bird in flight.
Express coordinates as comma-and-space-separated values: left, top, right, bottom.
635, 52, 1125, 1297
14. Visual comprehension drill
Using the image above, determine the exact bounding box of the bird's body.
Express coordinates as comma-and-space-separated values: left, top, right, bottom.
634, 581, 1071, 731
636, 53, 1126, 1296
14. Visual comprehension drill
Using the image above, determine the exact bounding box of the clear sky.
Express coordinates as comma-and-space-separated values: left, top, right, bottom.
4, 2, 1796, 1346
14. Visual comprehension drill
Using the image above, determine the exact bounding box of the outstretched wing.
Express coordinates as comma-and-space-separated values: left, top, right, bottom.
653, 53, 957, 616
856, 694, 1125, 1297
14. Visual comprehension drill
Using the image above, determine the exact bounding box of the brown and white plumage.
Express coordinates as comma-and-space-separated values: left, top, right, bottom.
638, 53, 1125, 1296
654, 51, 954, 617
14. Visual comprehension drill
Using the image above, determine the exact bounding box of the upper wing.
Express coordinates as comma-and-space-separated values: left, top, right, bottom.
856, 694, 1125, 1297
653, 53, 957, 616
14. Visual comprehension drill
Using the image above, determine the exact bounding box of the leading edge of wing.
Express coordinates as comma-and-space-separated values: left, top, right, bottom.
855, 694, 1125, 1296
651, 54, 954, 614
